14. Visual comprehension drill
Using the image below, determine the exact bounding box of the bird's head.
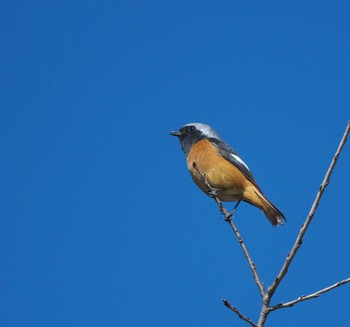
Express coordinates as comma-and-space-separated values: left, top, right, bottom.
169, 123, 221, 156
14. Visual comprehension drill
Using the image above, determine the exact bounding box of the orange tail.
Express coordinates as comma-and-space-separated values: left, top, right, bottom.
244, 186, 286, 226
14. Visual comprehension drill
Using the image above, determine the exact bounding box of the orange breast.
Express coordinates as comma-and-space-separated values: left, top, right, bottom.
186, 139, 248, 201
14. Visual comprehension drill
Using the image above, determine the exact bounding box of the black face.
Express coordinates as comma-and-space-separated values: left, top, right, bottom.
179, 124, 200, 138
170, 124, 206, 156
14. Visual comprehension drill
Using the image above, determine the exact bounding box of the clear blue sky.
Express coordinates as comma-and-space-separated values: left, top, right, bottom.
1, 1, 349, 326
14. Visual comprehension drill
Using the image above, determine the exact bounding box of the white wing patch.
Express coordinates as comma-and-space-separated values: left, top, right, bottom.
230, 153, 250, 171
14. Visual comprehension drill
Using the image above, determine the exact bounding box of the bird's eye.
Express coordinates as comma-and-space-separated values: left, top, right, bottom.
189, 126, 196, 131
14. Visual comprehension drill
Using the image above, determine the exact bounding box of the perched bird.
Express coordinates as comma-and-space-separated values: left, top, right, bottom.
169, 123, 286, 226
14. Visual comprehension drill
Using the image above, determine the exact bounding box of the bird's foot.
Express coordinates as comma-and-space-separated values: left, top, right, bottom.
229, 200, 242, 217
208, 188, 220, 198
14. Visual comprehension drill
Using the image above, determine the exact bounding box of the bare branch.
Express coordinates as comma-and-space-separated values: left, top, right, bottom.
222, 298, 257, 327
267, 121, 350, 300
192, 121, 350, 327
192, 163, 265, 298
225, 218, 265, 299
271, 277, 350, 310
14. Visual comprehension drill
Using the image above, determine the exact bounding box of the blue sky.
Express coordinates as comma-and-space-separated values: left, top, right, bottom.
1, 1, 349, 326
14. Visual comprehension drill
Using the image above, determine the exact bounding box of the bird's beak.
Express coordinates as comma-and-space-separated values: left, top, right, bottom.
169, 130, 182, 137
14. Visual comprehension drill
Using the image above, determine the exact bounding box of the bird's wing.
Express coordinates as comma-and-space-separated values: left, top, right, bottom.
210, 138, 262, 191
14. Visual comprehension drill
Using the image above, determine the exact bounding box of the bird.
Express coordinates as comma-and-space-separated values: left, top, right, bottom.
169, 123, 286, 226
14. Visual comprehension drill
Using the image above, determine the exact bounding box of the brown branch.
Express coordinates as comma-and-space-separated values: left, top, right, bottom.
222, 298, 257, 327
271, 277, 350, 310
254, 121, 350, 326
267, 121, 350, 300
192, 163, 265, 299
225, 218, 265, 299
193, 121, 350, 327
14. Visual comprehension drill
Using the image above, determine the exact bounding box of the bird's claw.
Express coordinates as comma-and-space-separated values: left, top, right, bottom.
208, 188, 219, 198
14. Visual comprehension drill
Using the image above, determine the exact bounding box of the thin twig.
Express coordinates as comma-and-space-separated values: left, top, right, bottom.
271, 277, 350, 310
267, 121, 350, 300
192, 163, 265, 299
191, 121, 350, 327
253, 121, 350, 327
222, 298, 257, 327
225, 219, 265, 299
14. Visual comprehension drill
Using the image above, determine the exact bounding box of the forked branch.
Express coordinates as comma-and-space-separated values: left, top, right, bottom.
267, 121, 350, 301
194, 121, 350, 327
